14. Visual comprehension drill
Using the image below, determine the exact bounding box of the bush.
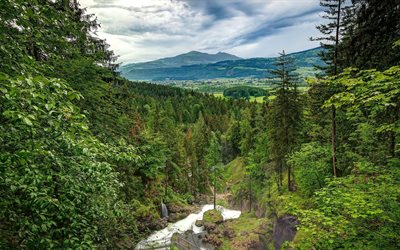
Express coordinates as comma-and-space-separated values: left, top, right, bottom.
0, 75, 121, 248
292, 161, 400, 249
288, 143, 332, 197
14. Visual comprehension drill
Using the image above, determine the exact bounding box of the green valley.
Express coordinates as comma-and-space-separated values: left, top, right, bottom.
1, 1, 399, 250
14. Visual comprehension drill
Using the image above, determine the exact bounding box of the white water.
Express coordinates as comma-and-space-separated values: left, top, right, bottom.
135, 204, 241, 249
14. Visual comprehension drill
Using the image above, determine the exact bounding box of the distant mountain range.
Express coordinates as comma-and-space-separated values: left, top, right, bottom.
119, 48, 324, 81
120, 51, 242, 70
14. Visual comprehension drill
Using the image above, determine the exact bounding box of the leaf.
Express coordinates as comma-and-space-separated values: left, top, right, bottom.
45, 103, 54, 111
23, 117, 33, 126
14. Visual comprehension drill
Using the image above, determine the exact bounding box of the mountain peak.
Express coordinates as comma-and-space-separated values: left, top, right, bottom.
122, 50, 242, 70
186, 50, 204, 54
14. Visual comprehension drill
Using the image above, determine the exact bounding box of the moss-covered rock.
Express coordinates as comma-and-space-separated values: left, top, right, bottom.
211, 212, 269, 250
203, 209, 223, 224
167, 204, 199, 223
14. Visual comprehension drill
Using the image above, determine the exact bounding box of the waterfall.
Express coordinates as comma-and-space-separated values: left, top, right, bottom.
161, 202, 168, 218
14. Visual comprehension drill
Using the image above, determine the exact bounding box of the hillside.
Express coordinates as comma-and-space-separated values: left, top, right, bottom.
119, 51, 242, 71
2, 1, 399, 250
119, 47, 324, 81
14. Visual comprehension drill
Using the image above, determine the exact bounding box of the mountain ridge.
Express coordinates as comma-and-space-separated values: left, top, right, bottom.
119, 47, 324, 81
120, 51, 242, 70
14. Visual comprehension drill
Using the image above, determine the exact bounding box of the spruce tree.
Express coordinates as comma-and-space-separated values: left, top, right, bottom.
268, 51, 302, 191
206, 132, 222, 209
312, 0, 347, 75
311, 0, 346, 177
339, 0, 400, 70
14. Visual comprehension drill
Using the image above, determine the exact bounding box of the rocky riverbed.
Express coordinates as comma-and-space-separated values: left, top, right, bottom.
135, 205, 241, 249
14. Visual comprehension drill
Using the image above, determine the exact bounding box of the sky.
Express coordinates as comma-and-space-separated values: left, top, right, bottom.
79, 0, 323, 64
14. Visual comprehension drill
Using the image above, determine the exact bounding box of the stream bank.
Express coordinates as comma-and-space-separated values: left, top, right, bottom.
135, 205, 241, 249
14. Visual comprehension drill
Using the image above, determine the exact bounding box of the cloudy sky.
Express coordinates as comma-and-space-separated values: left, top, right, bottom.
79, 0, 322, 64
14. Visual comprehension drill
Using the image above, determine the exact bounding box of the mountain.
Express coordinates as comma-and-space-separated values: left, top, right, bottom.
119, 47, 324, 81
119, 51, 242, 71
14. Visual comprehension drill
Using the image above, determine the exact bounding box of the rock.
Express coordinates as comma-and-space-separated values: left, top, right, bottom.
138, 215, 168, 231
154, 217, 169, 230
171, 231, 215, 250
203, 209, 223, 224
168, 212, 187, 223
204, 234, 223, 247
223, 227, 235, 238
167, 204, 200, 223
203, 222, 216, 231
168, 204, 184, 213
195, 220, 203, 227
273, 215, 298, 250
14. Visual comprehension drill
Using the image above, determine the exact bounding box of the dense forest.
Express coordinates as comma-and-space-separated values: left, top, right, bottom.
223, 86, 267, 100
0, 0, 399, 249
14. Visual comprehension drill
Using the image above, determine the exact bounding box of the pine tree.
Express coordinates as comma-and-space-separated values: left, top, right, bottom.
206, 132, 222, 209
239, 107, 253, 155
268, 51, 302, 191
312, 0, 347, 75
339, 0, 400, 70
192, 113, 210, 194
311, 0, 347, 177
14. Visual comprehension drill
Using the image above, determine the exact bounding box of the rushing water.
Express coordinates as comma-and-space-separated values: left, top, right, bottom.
161, 202, 169, 218
135, 204, 241, 249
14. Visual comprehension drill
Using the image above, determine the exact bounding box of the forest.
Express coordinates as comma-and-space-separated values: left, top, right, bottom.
0, 0, 399, 249
223, 86, 267, 100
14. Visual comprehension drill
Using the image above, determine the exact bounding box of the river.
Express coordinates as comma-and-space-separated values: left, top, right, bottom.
135, 204, 241, 249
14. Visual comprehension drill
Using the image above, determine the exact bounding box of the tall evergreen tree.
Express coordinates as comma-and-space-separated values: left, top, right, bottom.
339, 0, 400, 70
206, 132, 222, 209
312, 0, 347, 75
268, 51, 303, 191
192, 113, 210, 194
311, 0, 347, 177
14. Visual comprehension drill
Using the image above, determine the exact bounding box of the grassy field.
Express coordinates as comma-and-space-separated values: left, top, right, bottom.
168, 78, 310, 103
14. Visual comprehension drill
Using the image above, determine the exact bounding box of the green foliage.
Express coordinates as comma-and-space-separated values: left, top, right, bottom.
324, 67, 400, 157
292, 161, 400, 249
1, 0, 399, 248
312, 0, 345, 75
0, 75, 122, 248
339, 1, 400, 70
288, 143, 332, 197
223, 86, 267, 100
268, 51, 303, 191
203, 210, 223, 224
0, 0, 116, 76
206, 132, 222, 168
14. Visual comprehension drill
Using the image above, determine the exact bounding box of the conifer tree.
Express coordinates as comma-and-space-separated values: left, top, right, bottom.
312, 0, 347, 75
268, 51, 302, 191
239, 108, 253, 155
339, 0, 400, 70
206, 132, 222, 209
192, 113, 210, 194
311, 0, 346, 177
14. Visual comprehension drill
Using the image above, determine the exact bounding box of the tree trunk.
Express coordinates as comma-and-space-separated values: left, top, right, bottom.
332, 106, 337, 177
288, 164, 291, 191
331, 0, 341, 177
213, 176, 216, 210
334, 0, 342, 75
249, 175, 252, 212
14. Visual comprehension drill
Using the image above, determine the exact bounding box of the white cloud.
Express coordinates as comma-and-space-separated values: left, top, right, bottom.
78, 0, 322, 63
